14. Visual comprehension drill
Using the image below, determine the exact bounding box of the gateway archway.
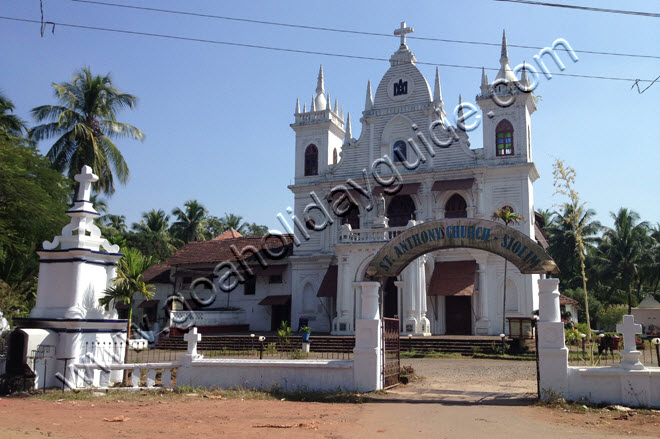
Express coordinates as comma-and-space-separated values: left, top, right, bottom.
367, 218, 558, 278
366, 218, 558, 336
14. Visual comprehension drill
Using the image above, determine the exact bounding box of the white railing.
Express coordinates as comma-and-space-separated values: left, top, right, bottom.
337, 226, 407, 244
73, 361, 179, 389
170, 309, 247, 328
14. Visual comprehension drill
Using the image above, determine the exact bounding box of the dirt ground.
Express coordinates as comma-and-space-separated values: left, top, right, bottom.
1, 358, 659, 439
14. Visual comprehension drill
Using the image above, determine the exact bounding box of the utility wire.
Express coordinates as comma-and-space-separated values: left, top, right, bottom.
494, 0, 660, 18
1, 16, 655, 83
68, 0, 660, 61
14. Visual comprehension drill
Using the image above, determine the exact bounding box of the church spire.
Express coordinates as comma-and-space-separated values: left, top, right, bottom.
365, 80, 373, 111
295, 98, 300, 114
500, 29, 509, 66
433, 66, 443, 108
343, 112, 352, 145
316, 65, 325, 95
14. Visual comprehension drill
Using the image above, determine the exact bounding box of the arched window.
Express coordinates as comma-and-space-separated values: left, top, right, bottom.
304, 144, 318, 176
445, 194, 467, 218
387, 194, 416, 227
340, 202, 360, 230
332, 148, 338, 165
393, 140, 407, 162
496, 120, 514, 156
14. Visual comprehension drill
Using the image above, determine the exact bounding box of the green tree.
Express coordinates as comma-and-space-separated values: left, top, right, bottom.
30, 67, 144, 195
129, 209, 180, 261
552, 159, 596, 355
99, 247, 154, 382
0, 91, 29, 139
171, 200, 210, 243
219, 213, 247, 234
546, 204, 602, 290
491, 206, 525, 339
0, 136, 70, 322
598, 208, 649, 314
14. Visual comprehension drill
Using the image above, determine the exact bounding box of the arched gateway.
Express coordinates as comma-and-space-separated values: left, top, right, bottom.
367, 218, 558, 278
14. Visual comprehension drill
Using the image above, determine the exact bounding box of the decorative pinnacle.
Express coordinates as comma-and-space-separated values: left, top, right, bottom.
295, 98, 300, 114
521, 62, 530, 88
303, 102, 307, 112
344, 112, 352, 145
457, 94, 464, 120
334, 98, 338, 113
316, 65, 325, 95
500, 29, 509, 66
433, 66, 443, 107
365, 80, 373, 111
326, 93, 331, 110
311, 95, 316, 112
481, 67, 489, 87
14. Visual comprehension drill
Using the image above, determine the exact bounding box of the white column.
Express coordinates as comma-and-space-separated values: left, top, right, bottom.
332, 256, 353, 334
537, 278, 569, 400
474, 255, 490, 335
353, 281, 382, 392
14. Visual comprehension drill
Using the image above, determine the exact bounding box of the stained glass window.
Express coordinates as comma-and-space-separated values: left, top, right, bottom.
496, 120, 514, 156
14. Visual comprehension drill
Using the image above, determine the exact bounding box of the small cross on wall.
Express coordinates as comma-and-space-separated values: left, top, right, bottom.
184, 327, 202, 356
617, 315, 642, 353
394, 21, 414, 47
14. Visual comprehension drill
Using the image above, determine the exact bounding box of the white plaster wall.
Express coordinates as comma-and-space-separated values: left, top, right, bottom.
177, 358, 355, 392
566, 367, 660, 408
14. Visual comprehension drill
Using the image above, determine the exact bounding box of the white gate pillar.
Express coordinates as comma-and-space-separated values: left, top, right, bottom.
537, 278, 569, 399
353, 281, 382, 392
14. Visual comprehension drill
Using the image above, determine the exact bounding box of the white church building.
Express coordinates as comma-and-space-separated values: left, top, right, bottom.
145, 24, 547, 337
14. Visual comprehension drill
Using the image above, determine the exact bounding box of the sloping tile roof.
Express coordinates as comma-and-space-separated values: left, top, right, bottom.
143, 263, 171, 283
212, 228, 243, 240
559, 294, 581, 308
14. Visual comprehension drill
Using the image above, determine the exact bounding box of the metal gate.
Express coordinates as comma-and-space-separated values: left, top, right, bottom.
382, 317, 400, 389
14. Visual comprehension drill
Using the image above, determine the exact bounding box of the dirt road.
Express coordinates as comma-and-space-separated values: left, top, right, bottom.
1, 358, 658, 438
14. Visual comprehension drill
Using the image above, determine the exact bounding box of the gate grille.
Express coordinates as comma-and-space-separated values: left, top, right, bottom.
382, 317, 400, 389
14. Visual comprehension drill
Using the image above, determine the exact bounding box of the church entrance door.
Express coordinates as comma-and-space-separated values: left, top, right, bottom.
445, 296, 472, 335
271, 304, 291, 331
382, 277, 398, 318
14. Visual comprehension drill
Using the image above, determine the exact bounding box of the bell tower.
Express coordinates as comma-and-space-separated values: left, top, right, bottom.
290, 65, 345, 181
476, 30, 536, 163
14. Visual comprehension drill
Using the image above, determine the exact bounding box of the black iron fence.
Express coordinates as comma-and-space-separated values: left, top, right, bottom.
566, 338, 660, 367
382, 317, 400, 389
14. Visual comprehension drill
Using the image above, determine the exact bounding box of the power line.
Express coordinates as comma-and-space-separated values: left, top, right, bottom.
1, 16, 655, 84
494, 0, 660, 18
68, 0, 660, 61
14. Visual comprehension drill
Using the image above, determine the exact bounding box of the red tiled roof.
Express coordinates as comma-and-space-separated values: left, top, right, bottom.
212, 228, 243, 240
559, 294, 581, 308
165, 234, 294, 267
143, 263, 171, 283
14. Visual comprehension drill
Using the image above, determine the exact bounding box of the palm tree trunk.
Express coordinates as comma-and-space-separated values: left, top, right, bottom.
123, 299, 133, 385
628, 285, 633, 315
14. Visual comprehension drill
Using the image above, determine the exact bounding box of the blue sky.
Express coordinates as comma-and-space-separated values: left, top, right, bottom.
2, 0, 659, 231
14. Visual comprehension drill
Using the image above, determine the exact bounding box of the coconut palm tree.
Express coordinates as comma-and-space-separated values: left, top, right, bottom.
130, 209, 180, 259
104, 214, 127, 235
546, 204, 602, 290
491, 207, 525, 340
0, 91, 28, 139
30, 67, 144, 195
598, 208, 649, 313
219, 213, 248, 234
132, 209, 170, 235
171, 200, 210, 243
99, 247, 154, 383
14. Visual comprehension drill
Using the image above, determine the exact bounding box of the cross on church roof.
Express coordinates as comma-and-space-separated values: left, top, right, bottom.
617, 315, 642, 353
74, 165, 98, 202
394, 21, 414, 47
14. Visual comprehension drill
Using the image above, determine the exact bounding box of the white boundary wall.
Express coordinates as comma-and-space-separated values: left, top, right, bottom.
538, 278, 660, 408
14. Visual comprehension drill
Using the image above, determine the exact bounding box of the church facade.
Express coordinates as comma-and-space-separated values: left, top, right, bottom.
144, 24, 546, 338
287, 25, 543, 336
